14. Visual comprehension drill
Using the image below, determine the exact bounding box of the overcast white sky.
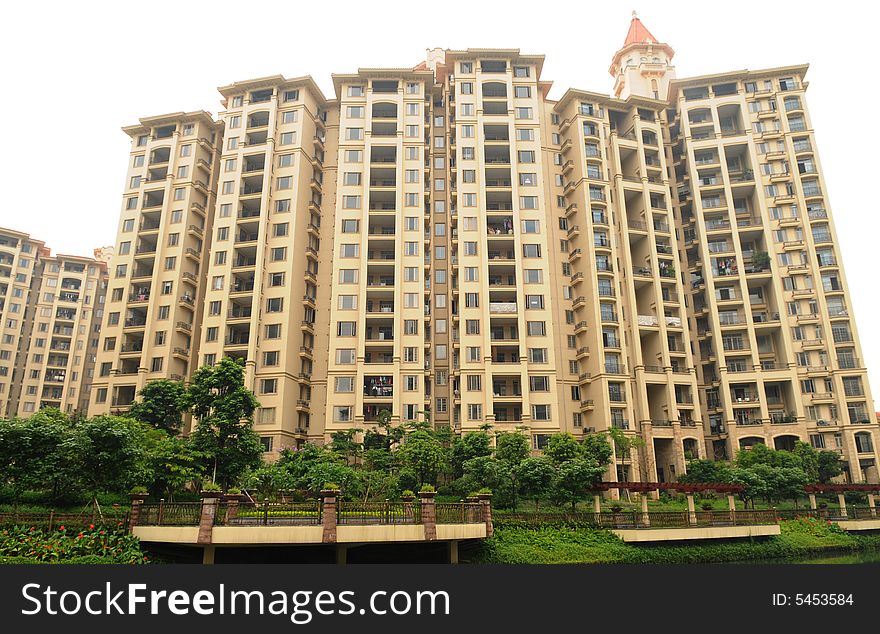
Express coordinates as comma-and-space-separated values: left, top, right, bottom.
2, 1, 879, 401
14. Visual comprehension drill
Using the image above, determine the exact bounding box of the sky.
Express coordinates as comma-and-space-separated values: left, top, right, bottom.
1, 0, 879, 400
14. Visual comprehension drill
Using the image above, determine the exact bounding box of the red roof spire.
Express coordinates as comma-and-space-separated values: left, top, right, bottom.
623, 11, 658, 47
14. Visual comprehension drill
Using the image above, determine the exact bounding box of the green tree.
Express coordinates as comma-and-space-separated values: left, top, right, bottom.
452, 430, 493, 478
493, 431, 531, 509
128, 379, 187, 434
181, 357, 263, 487
63, 416, 146, 512
678, 458, 731, 484
144, 434, 206, 499
818, 450, 844, 483
727, 466, 770, 508
396, 429, 445, 487
582, 433, 614, 471
551, 457, 606, 510
543, 432, 582, 464
329, 429, 362, 464
0, 413, 68, 507
242, 462, 296, 500
517, 456, 555, 510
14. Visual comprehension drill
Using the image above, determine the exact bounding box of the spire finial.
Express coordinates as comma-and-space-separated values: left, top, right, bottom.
632, 10, 637, 19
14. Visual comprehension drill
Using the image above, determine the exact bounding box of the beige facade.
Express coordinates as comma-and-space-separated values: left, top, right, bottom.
89, 112, 221, 415
0, 227, 108, 417
77, 16, 879, 481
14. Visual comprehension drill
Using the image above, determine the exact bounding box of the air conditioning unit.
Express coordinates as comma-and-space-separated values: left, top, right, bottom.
817, 419, 828, 427
584, 426, 596, 433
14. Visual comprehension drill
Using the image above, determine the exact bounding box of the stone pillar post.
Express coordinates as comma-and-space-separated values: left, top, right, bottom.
808, 493, 817, 510
225, 497, 241, 524
127, 497, 144, 534
197, 496, 218, 545
837, 493, 848, 519
640, 493, 650, 527
727, 495, 737, 525
420, 491, 437, 541
593, 494, 602, 516
868, 493, 877, 518
478, 493, 493, 538
686, 494, 697, 526
320, 490, 339, 544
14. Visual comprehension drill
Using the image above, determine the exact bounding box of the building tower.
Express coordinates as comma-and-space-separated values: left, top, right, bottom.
609, 12, 676, 101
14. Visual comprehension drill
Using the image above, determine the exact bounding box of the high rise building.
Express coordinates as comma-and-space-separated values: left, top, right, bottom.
89, 112, 221, 415
0, 227, 109, 417
85, 15, 879, 482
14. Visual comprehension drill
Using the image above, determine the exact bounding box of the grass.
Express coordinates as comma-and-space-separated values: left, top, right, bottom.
474, 517, 880, 564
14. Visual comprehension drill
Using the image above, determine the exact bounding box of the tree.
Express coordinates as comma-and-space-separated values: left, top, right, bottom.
493, 432, 530, 509
551, 457, 606, 510
144, 433, 206, 499
242, 463, 296, 500
396, 429, 445, 487
128, 379, 187, 434
818, 450, 844, 483
63, 416, 146, 511
727, 466, 770, 508
543, 433, 582, 465
181, 357, 263, 488
452, 431, 493, 478
0, 413, 68, 507
517, 456, 555, 510
329, 429, 362, 464
582, 433, 614, 471
678, 458, 731, 484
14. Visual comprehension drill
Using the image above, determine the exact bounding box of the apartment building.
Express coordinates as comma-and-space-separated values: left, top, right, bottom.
198, 76, 332, 452
89, 112, 221, 416
0, 227, 108, 418
80, 15, 879, 482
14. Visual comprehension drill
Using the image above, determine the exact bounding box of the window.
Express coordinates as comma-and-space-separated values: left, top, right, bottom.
347, 85, 364, 97
266, 297, 283, 312
263, 351, 279, 367
334, 406, 353, 422
335, 377, 354, 392
529, 348, 547, 363
343, 195, 361, 209
345, 127, 363, 141
527, 321, 546, 336
151, 357, 163, 372
514, 66, 529, 77
532, 404, 551, 421
514, 86, 531, 98
530, 376, 550, 392
336, 349, 356, 364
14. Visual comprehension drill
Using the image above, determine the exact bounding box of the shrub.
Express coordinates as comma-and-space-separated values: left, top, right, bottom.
226, 487, 241, 495
201, 482, 222, 492
419, 484, 436, 493
129, 486, 148, 495
0, 525, 148, 564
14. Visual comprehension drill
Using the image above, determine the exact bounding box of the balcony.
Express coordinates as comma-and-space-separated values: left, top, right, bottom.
489, 302, 517, 314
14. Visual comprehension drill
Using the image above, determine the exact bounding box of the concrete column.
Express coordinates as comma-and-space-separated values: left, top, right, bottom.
449, 540, 459, 564
478, 494, 493, 538
837, 493, 848, 519
127, 498, 143, 534
727, 495, 736, 524
197, 497, 218, 545
420, 492, 437, 541
320, 491, 339, 543
868, 494, 877, 518
593, 494, 602, 516
202, 545, 215, 565
335, 544, 347, 565
808, 493, 817, 510
640, 493, 650, 527
686, 494, 697, 526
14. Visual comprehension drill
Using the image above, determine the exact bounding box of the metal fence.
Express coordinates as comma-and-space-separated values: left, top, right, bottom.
224, 501, 322, 526
435, 503, 484, 524
138, 502, 202, 526
337, 501, 421, 526
0, 510, 128, 530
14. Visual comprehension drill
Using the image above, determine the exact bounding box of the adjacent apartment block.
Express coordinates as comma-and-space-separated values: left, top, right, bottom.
85, 15, 880, 482
0, 227, 109, 417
